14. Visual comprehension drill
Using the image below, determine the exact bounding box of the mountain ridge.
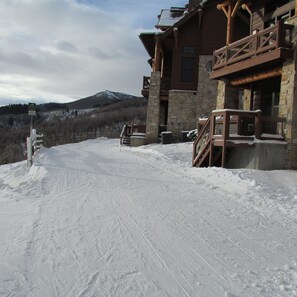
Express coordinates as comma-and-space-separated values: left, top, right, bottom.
65, 90, 143, 110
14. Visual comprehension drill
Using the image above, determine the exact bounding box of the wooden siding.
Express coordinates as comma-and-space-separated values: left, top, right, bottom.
251, 7, 265, 33
200, 5, 227, 54
170, 16, 200, 90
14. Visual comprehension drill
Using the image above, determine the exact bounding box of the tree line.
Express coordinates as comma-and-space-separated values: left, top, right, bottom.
0, 98, 147, 164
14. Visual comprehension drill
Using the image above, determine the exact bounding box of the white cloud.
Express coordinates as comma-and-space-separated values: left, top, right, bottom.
0, 0, 185, 104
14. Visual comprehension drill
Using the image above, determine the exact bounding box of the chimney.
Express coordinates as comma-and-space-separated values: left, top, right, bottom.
188, 0, 200, 10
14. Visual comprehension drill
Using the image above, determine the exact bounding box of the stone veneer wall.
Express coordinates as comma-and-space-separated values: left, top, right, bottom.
216, 81, 239, 109
145, 71, 161, 144
243, 89, 252, 110
167, 90, 198, 141
279, 15, 297, 168
196, 56, 218, 120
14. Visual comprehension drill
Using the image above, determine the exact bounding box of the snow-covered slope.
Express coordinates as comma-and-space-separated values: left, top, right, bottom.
66, 90, 141, 109
0, 139, 296, 297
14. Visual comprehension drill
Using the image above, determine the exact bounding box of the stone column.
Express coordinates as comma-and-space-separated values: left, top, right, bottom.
196, 56, 218, 123
279, 60, 297, 169
243, 89, 252, 110
252, 90, 261, 110
145, 71, 161, 144
279, 16, 297, 169
216, 80, 239, 109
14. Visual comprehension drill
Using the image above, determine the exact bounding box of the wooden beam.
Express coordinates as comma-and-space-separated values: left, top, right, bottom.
173, 27, 179, 48
231, 0, 242, 18
217, 3, 228, 17
230, 67, 282, 86
217, 1, 230, 9
226, 3, 235, 45
241, 3, 252, 15
153, 35, 161, 72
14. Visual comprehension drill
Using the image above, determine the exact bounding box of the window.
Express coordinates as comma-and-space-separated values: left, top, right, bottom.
181, 57, 195, 82
181, 46, 195, 82
182, 46, 195, 55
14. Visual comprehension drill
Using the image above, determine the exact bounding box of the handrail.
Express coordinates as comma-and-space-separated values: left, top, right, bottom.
193, 109, 286, 167
213, 20, 293, 70
192, 115, 212, 166
120, 123, 146, 145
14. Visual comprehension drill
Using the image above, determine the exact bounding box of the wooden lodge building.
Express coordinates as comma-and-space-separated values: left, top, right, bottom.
139, 0, 232, 142
136, 0, 297, 170
193, 0, 297, 170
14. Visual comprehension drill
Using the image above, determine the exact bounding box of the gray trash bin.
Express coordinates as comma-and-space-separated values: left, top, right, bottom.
161, 131, 172, 144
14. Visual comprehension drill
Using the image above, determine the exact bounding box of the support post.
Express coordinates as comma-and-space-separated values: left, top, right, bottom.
221, 111, 230, 168
255, 110, 262, 139
154, 35, 161, 72
27, 137, 32, 167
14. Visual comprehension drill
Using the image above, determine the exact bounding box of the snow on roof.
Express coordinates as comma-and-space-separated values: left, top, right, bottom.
156, 7, 187, 29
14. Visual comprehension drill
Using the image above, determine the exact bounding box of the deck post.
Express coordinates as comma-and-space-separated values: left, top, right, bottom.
154, 35, 161, 72
255, 110, 262, 139
221, 110, 230, 168
209, 114, 215, 166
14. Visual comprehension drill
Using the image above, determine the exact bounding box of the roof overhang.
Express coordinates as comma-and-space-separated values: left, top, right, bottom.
139, 32, 156, 58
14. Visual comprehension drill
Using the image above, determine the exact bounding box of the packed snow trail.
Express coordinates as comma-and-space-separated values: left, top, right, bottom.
0, 139, 297, 297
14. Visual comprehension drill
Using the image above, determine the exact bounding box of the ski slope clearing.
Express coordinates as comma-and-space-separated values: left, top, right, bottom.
0, 138, 297, 297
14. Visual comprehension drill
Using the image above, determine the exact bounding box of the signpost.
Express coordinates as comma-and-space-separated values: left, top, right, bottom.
27, 103, 37, 166
28, 103, 36, 136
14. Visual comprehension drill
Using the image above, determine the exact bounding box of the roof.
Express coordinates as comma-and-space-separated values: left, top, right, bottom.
139, 32, 156, 58
156, 7, 187, 30
160, 7, 201, 39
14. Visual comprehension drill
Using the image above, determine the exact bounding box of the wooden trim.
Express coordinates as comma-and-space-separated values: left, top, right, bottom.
230, 67, 282, 86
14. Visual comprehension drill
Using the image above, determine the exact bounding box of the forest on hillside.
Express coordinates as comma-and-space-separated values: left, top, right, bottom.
0, 98, 147, 164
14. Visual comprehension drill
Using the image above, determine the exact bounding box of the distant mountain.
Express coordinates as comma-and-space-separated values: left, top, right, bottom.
65, 90, 142, 110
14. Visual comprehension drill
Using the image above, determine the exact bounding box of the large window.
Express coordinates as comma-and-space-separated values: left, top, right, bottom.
181, 57, 195, 82
181, 46, 195, 82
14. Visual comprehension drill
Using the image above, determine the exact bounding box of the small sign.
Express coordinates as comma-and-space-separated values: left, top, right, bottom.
28, 103, 36, 116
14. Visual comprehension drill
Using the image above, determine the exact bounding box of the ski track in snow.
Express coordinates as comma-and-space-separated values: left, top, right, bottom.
0, 138, 297, 297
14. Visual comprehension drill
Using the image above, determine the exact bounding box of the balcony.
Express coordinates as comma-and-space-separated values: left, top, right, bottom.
210, 20, 293, 80
141, 76, 171, 99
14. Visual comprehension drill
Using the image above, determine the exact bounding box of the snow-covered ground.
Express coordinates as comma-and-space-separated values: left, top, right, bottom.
0, 138, 296, 297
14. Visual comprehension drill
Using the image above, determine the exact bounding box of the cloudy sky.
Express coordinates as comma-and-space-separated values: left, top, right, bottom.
0, 0, 185, 105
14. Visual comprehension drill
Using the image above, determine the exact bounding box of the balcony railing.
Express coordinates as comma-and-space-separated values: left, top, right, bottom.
212, 20, 293, 71
192, 109, 286, 167
142, 76, 171, 92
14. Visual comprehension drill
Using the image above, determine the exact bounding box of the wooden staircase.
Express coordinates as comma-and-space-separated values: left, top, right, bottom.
120, 124, 146, 146
192, 110, 286, 168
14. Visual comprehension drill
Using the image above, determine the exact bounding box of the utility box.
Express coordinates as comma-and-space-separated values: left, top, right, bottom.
161, 131, 172, 144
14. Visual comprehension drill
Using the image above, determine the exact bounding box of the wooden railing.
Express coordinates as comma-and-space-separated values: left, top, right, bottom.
193, 110, 286, 167
142, 76, 171, 91
213, 20, 293, 70
143, 76, 150, 90
120, 123, 146, 145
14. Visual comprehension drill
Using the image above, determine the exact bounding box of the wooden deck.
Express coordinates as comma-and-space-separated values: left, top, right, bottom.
192, 110, 286, 168
210, 20, 293, 80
